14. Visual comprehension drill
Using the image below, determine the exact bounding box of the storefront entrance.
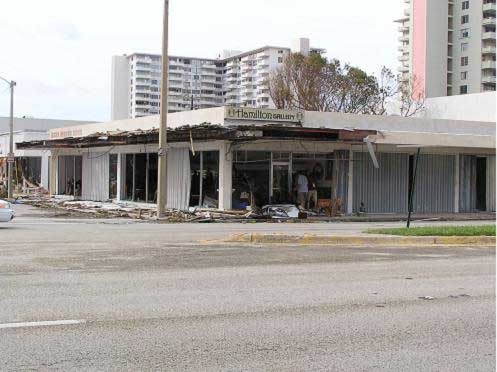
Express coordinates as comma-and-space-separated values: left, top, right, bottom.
232, 151, 341, 210
270, 162, 292, 204
57, 155, 82, 197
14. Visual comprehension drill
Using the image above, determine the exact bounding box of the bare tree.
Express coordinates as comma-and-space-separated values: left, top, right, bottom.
268, 53, 425, 117
397, 74, 426, 117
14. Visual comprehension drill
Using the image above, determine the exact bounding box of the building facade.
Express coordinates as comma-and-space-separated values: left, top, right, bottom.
395, 0, 496, 97
19, 108, 496, 214
0, 117, 94, 192
111, 38, 324, 120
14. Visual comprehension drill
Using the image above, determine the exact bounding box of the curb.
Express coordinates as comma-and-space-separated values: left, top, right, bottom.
226, 233, 496, 247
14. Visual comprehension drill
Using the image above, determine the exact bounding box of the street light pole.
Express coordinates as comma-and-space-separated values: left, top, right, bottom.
157, 0, 169, 217
0, 77, 16, 200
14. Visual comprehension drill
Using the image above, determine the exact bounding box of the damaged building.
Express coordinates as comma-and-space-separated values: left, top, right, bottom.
17, 107, 496, 214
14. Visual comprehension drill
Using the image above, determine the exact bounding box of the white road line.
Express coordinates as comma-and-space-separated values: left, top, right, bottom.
0, 319, 85, 329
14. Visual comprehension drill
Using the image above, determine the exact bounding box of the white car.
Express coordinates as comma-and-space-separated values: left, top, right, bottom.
0, 200, 14, 222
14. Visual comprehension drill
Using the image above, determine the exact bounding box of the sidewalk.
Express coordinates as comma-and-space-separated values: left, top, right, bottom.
224, 233, 496, 247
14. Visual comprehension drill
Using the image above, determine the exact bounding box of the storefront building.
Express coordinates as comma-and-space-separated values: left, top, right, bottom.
18, 107, 496, 214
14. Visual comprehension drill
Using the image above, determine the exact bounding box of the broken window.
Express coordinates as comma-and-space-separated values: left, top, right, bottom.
232, 151, 271, 209
16, 157, 42, 186
57, 155, 82, 197
124, 154, 134, 200
189, 151, 219, 208
134, 154, 147, 202
476, 157, 487, 211
189, 153, 201, 206
123, 153, 158, 203
148, 154, 158, 203
109, 154, 118, 199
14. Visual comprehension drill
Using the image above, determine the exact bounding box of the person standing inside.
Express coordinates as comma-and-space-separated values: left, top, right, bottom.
307, 171, 318, 210
296, 171, 308, 209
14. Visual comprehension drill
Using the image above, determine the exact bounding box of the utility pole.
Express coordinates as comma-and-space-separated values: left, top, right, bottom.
156, 0, 169, 217
0, 77, 15, 200
407, 147, 421, 228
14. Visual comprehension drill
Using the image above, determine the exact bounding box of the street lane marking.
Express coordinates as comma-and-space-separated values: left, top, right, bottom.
0, 319, 85, 329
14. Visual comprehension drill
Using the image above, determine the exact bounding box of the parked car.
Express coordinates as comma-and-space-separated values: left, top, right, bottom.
0, 200, 14, 222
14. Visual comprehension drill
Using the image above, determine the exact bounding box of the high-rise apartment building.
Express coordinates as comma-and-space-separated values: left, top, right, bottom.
111, 38, 324, 120
395, 0, 496, 98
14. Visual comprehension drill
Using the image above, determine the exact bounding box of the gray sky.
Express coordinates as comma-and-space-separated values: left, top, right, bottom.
0, 0, 404, 122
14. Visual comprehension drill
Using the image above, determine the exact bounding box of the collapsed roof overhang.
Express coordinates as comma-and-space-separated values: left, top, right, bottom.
16, 123, 377, 150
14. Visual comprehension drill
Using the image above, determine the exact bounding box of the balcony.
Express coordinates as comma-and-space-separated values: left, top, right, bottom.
168, 97, 183, 104
134, 103, 150, 110
258, 59, 270, 67
482, 46, 497, 54
398, 54, 409, 62
482, 60, 496, 69
483, 2, 496, 13
482, 75, 496, 84
226, 98, 240, 105
483, 17, 496, 26
398, 65, 409, 73
241, 79, 253, 87
482, 31, 496, 40
398, 25, 409, 32
168, 82, 183, 89
135, 86, 150, 93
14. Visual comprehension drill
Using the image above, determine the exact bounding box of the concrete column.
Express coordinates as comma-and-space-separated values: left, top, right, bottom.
454, 154, 460, 213
116, 153, 123, 201
49, 150, 58, 196
218, 141, 232, 210
347, 150, 354, 214
41, 153, 49, 189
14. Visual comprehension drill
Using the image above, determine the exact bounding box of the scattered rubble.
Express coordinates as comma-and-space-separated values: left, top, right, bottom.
16, 196, 332, 223
15, 196, 272, 222
418, 296, 435, 300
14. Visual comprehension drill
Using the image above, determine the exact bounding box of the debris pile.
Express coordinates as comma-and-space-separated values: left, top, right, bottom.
19, 196, 320, 222
25, 198, 157, 219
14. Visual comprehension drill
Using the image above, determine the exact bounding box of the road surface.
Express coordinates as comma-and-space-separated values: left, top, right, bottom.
0, 212, 495, 371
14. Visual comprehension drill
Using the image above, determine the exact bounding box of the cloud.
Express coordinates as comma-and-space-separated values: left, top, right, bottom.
0, 19, 81, 42
40, 21, 81, 41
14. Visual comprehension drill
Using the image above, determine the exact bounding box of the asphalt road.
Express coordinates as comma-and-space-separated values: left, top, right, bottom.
0, 213, 495, 371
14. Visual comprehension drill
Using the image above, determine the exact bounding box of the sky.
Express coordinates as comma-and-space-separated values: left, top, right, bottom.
0, 0, 405, 122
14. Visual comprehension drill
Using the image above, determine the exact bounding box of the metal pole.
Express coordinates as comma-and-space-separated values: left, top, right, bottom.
407, 147, 421, 228
7, 80, 15, 200
157, 0, 169, 217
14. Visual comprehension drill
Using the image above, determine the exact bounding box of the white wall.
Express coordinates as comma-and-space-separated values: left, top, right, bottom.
0, 130, 50, 188
0, 130, 47, 156
423, 91, 496, 122
111, 55, 130, 121
0, 117, 94, 133
49, 107, 226, 139
453, 0, 484, 94
425, 0, 449, 98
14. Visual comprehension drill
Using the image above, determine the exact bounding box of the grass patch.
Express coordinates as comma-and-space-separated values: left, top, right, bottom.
367, 225, 496, 236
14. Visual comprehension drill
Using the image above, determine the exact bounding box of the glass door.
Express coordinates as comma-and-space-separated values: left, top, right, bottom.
271, 162, 292, 204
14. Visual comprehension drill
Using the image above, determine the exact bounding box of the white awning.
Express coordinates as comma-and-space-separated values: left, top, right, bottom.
367, 131, 496, 149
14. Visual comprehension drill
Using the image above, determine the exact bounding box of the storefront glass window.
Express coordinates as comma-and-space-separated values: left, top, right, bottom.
134, 154, 147, 202
189, 151, 219, 208
147, 154, 158, 203
109, 154, 118, 199
232, 151, 270, 209
124, 154, 134, 200
57, 155, 82, 197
